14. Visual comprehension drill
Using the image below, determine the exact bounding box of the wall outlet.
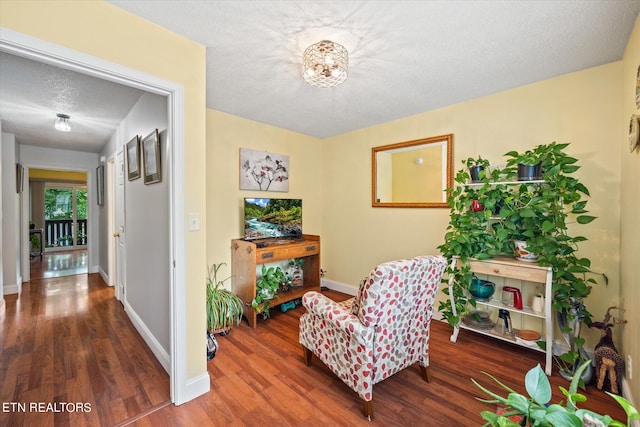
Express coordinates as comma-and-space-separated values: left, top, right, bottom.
628, 354, 633, 380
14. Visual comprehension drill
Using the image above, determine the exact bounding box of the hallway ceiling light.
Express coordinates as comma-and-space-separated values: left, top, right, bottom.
303, 40, 348, 88
54, 113, 71, 132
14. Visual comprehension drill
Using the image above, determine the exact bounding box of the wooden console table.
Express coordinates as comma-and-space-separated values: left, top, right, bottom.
231, 234, 321, 328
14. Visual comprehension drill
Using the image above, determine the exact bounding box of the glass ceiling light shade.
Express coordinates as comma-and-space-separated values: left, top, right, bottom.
303, 40, 348, 88
54, 113, 71, 132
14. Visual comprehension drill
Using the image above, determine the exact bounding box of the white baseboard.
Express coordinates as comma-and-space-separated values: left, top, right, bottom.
89, 265, 99, 274
177, 372, 211, 406
321, 278, 357, 296
124, 300, 170, 373
3, 281, 22, 295
98, 267, 110, 285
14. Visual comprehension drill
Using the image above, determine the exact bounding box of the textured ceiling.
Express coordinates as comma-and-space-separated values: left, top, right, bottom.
1, 1, 639, 154
109, 0, 640, 138
0, 52, 144, 153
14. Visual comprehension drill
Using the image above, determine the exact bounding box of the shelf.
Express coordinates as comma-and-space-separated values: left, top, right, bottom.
471, 298, 546, 319
459, 324, 546, 353
465, 179, 545, 187
263, 286, 311, 309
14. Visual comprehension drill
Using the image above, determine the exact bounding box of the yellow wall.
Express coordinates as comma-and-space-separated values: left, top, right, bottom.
29, 168, 86, 182
391, 146, 442, 202
3, 0, 636, 406
621, 13, 640, 407
323, 62, 623, 351
0, 1, 208, 380
206, 110, 323, 268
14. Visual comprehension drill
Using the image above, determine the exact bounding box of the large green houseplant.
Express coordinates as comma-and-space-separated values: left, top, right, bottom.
206, 263, 244, 334
439, 142, 605, 376
472, 361, 639, 427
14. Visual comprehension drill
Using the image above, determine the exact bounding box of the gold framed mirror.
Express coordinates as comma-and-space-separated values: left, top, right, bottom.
372, 134, 453, 208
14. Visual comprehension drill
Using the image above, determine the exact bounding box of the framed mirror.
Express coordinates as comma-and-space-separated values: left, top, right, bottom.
372, 134, 453, 208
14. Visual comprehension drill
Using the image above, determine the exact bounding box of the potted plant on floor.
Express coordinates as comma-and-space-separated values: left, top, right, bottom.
252, 264, 285, 319
472, 361, 639, 426
206, 263, 244, 335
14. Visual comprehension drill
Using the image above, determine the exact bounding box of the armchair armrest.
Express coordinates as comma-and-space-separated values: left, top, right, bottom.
302, 291, 372, 344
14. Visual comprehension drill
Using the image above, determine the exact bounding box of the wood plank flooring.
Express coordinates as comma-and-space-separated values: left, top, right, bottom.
0, 274, 170, 426
30, 249, 89, 279
1, 281, 628, 426
134, 290, 627, 426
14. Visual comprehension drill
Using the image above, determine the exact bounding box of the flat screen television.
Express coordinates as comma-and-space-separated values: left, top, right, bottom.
244, 198, 302, 241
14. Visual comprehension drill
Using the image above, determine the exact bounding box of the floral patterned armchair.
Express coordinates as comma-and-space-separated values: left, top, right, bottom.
299, 255, 447, 420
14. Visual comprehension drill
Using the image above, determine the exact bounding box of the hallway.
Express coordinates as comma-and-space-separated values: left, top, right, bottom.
30, 249, 89, 280
0, 273, 170, 426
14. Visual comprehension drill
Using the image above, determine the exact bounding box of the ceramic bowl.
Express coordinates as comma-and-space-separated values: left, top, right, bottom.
469, 278, 495, 301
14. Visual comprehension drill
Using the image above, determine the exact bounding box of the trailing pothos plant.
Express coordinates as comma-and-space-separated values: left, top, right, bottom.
438, 142, 606, 371
472, 361, 639, 427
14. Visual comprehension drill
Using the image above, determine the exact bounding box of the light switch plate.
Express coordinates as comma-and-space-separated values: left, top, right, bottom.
188, 213, 200, 231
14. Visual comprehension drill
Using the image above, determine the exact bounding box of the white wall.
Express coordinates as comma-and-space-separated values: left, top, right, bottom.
101, 92, 170, 360
1, 132, 21, 295
19, 145, 100, 281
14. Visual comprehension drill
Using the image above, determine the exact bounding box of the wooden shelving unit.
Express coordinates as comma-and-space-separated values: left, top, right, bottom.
231, 234, 321, 328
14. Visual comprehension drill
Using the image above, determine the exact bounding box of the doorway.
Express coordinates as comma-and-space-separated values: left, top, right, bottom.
1, 29, 189, 404
43, 184, 88, 250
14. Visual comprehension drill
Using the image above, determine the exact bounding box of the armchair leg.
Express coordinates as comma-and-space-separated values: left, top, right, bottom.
361, 398, 373, 421
302, 345, 313, 366
419, 365, 431, 383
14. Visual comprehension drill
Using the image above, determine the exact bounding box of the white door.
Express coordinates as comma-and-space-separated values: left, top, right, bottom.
114, 147, 126, 301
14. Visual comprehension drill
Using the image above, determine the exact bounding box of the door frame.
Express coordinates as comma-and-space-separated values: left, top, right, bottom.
0, 28, 190, 404
43, 182, 88, 250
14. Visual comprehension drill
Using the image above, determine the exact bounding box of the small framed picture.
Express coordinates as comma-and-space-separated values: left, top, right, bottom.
636, 64, 640, 109
16, 163, 23, 193
126, 135, 141, 181
96, 165, 105, 206
142, 129, 161, 184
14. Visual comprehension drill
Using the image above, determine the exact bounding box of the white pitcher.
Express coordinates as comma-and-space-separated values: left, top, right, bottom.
532, 293, 545, 314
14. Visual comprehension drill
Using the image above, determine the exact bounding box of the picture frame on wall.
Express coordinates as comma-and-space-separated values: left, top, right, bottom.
636, 64, 640, 109
126, 135, 141, 181
16, 163, 23, 193
142, 129, 161, 184
239, 148, 289, 192
96, 165, 105, 206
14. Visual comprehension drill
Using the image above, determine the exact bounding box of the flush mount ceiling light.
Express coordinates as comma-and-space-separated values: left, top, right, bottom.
303, 40, 348, 88
54, 113, 71, 132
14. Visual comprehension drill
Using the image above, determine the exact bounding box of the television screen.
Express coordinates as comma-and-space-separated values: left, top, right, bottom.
244, 198, 302, 240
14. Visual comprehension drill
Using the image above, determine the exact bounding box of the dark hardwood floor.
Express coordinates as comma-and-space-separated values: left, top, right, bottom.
30, 249, 89, 279
135, 290, 627, 426
1, 281, 627, 426
0, 273, 170, 426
